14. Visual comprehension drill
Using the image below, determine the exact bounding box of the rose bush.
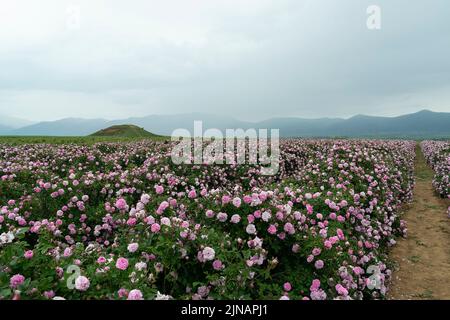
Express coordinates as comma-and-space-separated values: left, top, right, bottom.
421, 140, 450, 198
0, 139, 415, 300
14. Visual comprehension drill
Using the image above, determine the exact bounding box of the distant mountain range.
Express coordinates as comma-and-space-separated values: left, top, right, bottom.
0, 110, 449, 138
0, 115, 36, 130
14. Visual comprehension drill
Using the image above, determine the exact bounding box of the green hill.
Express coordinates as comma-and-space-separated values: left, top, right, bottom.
90, 124, 158, 137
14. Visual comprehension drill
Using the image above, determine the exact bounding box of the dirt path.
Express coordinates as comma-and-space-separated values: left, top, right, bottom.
388, 144, 450, 300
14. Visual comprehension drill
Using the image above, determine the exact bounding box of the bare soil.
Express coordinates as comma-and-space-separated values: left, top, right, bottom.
388, 144, 450, 300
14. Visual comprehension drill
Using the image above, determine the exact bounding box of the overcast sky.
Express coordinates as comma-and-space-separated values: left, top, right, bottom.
0, 0, 449, 121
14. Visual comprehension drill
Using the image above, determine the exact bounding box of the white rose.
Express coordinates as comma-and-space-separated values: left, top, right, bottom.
246, 224, 256, 235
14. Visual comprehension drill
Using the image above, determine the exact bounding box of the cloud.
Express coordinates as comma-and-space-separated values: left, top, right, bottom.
0, 0, 449, 121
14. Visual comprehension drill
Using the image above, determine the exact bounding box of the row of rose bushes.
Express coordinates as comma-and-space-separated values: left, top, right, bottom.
0, 139, 415, 300
421, 140, 450, 198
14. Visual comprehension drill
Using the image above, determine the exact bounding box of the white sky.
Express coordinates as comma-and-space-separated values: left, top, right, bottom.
0, 0, 449, 121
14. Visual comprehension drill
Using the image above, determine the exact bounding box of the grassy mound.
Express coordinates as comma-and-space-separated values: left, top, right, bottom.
90, 124, 158, 138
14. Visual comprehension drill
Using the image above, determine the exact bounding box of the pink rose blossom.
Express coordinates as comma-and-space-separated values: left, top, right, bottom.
118, 288, 129, 298
230, 214, 241, 224
151, 223, 161, 233
10, 274, 25, 289
155, 185, 164, 194
74, 276, 90, 291
212, 259, 223, 271
314, 260, 324, 269
283, 282, 292, 292
116, 257, 129, 270
127, 243, 139, 253
24, 250, 34, 259
335, 284, 349, 296
221, 195, 231, 204
188, 190, 197, 199
97, 256, 107, 264
115, 198, 127, 210
202, 247, 215, 261
267, 225, 277, 235
127, 289, 143, 300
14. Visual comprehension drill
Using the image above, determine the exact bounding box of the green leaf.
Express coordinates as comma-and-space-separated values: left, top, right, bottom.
0, 288, 12, 298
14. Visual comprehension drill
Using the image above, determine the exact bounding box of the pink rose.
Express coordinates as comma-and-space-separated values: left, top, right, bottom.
97, 256, 107, 264
314, 260, 324, 269
127, 243, 139, 253
24, 250, 34, 259
202, 247, 215, 261
116, 257, 129, 270
283, 222, 295, 235
115, 198, 127, 210
188, 190, 197, 199
155, 185, 164, 194
335, 284, 349, 296
221, 195, 231, 204
232, 197, 241, 208
212, 259, 223, 271
283, 282, 292, 292
310, 279, 321, 291
10, 274, 25, 289
230, 214, 241, 224
205, 210, 215, 218
267, 225, 277, 235
74, 276, 90, 291
151, 223, 161, 233
127, 289, 144, 300
118, 288, 129, 298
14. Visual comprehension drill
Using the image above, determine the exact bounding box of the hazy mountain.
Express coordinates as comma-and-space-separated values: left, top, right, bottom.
327, 110, 450, 138
0, 115, 35, 129
107, 113, 252, 135
0, 123, 13, 134
10, 118, 109, 136
4, 109, 450, 139
255, 117, 345, 137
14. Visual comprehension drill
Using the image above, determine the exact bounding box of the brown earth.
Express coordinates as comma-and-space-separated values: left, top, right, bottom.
388, 144, 450, 300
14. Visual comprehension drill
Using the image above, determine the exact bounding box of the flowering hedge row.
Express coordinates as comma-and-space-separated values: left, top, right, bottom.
0, 140, 415, 300
421, 140, 450, 198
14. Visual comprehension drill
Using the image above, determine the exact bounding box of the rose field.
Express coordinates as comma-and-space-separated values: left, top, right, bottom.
421, 140, 450, 198
0, 138, 432, 300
